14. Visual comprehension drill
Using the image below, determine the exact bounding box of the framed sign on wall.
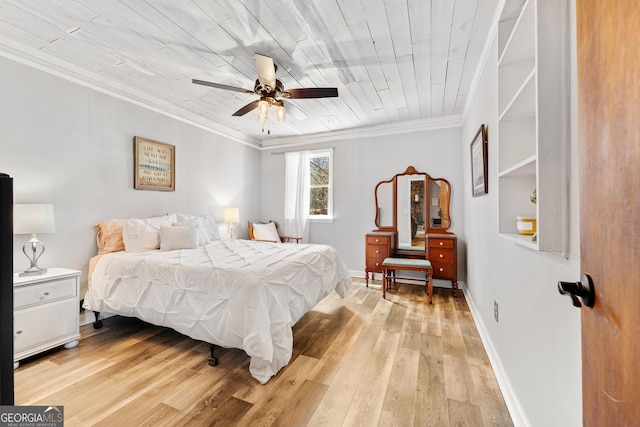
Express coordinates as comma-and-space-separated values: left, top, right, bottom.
470, 124, 488, 197
133, 136, 175, 191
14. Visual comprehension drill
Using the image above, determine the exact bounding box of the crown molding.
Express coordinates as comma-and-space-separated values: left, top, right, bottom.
259, 115, 464, 150
0, 38, 261, 149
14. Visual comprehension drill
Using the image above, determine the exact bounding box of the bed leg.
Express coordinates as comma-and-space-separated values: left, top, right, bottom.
92, 311, 103, 329
208, 344, 219, 367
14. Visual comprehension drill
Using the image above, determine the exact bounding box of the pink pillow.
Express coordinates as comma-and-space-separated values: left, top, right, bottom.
95, 219, 127, 254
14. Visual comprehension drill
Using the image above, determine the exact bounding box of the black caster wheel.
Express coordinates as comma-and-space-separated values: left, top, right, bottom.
208, 357, 219, 367
93, 320, 103, 329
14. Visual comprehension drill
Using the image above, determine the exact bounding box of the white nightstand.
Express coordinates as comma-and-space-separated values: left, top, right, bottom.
13, 268, 81, 368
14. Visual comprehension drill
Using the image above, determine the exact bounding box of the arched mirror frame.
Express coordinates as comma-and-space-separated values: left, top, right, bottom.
374, 166, 453, 235
374, 176, 397, 232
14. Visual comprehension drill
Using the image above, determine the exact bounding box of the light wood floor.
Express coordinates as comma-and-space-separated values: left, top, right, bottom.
15, 279, 513, 426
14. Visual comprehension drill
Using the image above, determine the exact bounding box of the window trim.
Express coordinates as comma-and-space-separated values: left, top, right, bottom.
308, 148, 333, 221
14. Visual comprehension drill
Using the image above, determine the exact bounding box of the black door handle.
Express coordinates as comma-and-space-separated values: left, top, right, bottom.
558, 274, 595, 308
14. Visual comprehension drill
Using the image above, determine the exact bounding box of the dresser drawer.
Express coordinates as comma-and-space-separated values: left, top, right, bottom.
430, 248, 454, 264
367, 235, 390, 245
367, 243, 390, 258
432, 262, 455, 279
429, 238, 454, 249
366, 257, 386, 272
14, 298, 78, 355
14, 278, 77, 309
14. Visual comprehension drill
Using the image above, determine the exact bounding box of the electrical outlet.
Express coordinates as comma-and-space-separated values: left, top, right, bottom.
494, 301, 499, 322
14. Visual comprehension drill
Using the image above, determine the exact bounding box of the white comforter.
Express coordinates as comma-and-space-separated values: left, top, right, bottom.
83, 239, 352, 383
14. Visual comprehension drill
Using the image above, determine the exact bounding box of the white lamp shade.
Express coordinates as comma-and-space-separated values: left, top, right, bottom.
14, 204, 56, 235
223, 207, 240, 223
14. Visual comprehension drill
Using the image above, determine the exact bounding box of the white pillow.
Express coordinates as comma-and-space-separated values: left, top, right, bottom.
202, 215, 221, 241
123, 218, 168, 252
175, 214, 210, 246
159, 225, 199, 251
252, 222, 281, 243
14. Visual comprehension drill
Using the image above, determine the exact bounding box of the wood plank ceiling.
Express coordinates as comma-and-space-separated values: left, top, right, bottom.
0, 0, 499, 147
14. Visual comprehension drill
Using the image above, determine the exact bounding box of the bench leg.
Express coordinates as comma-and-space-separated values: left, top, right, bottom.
382, 268, 387, 299
426, 271, 433, 304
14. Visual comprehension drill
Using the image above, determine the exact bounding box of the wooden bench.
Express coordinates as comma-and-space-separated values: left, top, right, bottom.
382, 258, 434, 304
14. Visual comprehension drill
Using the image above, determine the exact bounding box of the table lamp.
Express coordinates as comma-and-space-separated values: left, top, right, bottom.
223, 207, 240, 239
14, 204, 56, 276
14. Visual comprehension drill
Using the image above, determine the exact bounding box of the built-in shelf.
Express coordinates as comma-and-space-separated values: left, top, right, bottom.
497, 0, 569, 256
499, 232, 539, 250
499, 155, 536, 178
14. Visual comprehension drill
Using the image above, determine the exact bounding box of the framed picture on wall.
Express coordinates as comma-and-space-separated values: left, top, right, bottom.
470, 124, 488, 197
133, 136, 175, 191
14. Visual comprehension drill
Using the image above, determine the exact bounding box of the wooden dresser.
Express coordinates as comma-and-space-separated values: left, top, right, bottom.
426, 233, 458, 295
365, 231, 396, 286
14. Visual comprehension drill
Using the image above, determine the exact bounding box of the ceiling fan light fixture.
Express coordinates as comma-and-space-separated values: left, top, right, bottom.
276, 104, 286, 122
258, 99, 269, 116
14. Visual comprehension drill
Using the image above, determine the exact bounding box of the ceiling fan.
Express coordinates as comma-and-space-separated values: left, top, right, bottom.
192, 54, 338, 130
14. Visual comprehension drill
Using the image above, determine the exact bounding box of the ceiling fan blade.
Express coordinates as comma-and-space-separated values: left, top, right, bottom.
192, 79, 254, 94
254, 53, 276, 90
282, 88, 339, 99
232, 99, 261, 116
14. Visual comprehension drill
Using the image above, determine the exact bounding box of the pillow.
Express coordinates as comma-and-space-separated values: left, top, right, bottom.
95, 219, 127, 254
217, 223, 230, 240
146, 214, 177, 228
159, 225, 199, 251
251, 222, 281, 243
122, 217, 172, 252
175, 214, 210, 246
202, 215, 221, 241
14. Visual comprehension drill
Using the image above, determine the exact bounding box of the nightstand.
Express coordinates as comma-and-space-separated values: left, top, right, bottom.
13, 268, 81, 368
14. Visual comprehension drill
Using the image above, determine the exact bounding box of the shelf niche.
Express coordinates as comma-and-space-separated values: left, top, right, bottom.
496, 0, 570, 256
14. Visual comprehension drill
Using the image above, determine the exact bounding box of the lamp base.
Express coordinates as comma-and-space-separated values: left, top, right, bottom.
20, 236, 47, 277
19, 267, 47, 277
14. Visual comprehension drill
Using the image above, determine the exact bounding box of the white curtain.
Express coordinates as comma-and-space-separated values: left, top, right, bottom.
284, 151, 310, 242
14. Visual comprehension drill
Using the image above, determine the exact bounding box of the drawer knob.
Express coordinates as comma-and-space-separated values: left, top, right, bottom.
375, 262, 379, 266
375, 250, 380, 254
439, 254, 444, 258
15, 330, 22, 335
44, 292, 49, 296
439, 268, 444, 272
439, 242, 444, 246
375, 239, 380, 242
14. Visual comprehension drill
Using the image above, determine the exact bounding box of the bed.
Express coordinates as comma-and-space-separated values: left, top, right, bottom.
82, 216, 352, 384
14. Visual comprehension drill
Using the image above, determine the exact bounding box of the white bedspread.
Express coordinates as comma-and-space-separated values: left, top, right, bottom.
82, 239, 352, 383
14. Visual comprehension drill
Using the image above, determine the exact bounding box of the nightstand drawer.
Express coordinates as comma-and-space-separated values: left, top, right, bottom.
429, 238, 454, 249
14, 298, 78, 355
430, 249, 454, 264
14, 278, 77, 309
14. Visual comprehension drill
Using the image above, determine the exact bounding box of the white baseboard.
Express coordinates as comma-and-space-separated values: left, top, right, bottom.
463, 289, 530, 427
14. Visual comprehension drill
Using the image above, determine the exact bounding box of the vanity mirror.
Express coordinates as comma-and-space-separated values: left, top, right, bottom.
366, 166, 458, 295
374, 166, 452, 241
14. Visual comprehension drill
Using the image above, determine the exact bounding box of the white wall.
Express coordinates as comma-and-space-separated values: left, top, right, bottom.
259, 127, 464, 282
460, 7, 582, 426
0, 56, 261, 296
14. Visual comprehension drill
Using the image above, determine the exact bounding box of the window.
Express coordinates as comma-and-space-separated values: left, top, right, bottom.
309, 149, 333, 219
